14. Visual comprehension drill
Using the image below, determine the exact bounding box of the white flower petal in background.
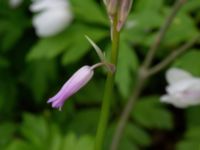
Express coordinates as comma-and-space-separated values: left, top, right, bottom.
161, 68, 200, 108
9, 0, 23, 8
33, 9, 72, 37
30, 0, 73, 37
30, 0, 68, 12
166, 68, 192, 85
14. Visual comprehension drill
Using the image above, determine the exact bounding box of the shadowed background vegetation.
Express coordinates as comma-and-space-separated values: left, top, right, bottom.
0, 0, 200, 149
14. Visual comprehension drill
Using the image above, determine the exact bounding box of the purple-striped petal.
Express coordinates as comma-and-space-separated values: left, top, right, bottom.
48, 65, 94, 109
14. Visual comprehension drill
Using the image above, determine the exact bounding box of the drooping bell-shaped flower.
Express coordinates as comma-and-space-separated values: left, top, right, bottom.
161, 68, 200, 108
30, 0, 73, 37
48, 66, 94, 110
47, 36, 115, 110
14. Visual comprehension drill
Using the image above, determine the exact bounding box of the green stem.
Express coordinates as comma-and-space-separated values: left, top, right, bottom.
147, 34, 200, 76
95, 15, 120, 150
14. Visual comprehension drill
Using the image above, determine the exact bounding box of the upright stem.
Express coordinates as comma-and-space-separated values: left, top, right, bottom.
95, 15, 120, 150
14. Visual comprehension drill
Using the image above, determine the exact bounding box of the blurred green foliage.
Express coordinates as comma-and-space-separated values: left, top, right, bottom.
0, 0, 200, 149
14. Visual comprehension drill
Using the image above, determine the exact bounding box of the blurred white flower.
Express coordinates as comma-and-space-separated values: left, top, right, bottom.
9, 0, 23, 8
30, 0, 73, 37
161, 68, 200, 108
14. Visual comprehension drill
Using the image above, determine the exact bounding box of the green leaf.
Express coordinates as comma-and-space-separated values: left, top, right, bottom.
71, 0, 108, 25
75, 80, 104, 103
48, 125, 62, 150
0, 77, 17, 115
20, 113, 63, 150
176, 127, 200, 150
67, 109, 100, 135
62, 133, 94, 150
134, 0, 164, 12
61, 25, 108, 65
20, 114, 49, 149
143, 10, 199, 48
132, 96, 173, 129
105, 122, 151, 149
0, 8, 29, 52
0, 56, 10, 68
27, 28, 73, 60
76, 135, 94, 150
185, 106, 200, 128
105, 124, 140, 150
123, 10, 164, 45
118, 137, 139, 150
181, 0, 200, 13
27, 24, 108, 65
173, 50, 200, 77
1, 25, 23, 51
115, 39, 138, 98
0, 122, 16, 148
185, 127, 200, 140
125, 124, 151, 146
164, 12, 199, 46
176, 141, 200, 150
5, 140, 35, 150
23, 60, 57, 102
61, 133, 76, 150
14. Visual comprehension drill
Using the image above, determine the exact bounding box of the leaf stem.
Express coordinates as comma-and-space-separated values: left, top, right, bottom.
95, 14, 120, 150
110, 0, 187, 149
148, 34, 200, 76
110, 34, 199, 150
142, 0, 187, 68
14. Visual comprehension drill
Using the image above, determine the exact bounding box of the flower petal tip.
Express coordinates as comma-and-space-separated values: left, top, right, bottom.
47, 98, 54, 103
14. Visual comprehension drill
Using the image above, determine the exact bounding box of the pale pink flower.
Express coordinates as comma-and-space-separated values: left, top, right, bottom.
48, 66, 94, 110
161, 68, 200, 108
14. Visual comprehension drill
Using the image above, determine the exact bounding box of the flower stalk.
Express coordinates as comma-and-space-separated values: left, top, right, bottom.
95, 14, 120, 150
